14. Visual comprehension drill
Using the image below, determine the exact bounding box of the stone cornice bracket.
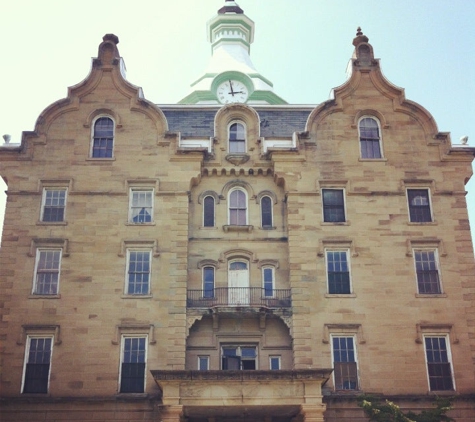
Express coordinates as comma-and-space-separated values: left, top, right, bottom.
415, 323, 459, 344
112, 323, 156, 345
17, 324, 61, 345
322, 323, 365, 344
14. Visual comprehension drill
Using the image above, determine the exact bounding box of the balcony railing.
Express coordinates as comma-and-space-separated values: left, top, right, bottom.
187, 287, 291, 308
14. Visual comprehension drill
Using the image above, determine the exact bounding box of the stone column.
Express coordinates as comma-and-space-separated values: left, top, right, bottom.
300, 404, 326, 422
160, 405, 184, 422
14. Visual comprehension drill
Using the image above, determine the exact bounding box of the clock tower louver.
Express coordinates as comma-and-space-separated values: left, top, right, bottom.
179, 0, 287, 104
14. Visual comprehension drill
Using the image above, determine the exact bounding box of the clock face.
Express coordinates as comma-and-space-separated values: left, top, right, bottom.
217, 80, 249, 104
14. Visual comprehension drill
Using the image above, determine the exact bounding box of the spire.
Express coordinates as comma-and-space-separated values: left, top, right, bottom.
217, 0, 244, 15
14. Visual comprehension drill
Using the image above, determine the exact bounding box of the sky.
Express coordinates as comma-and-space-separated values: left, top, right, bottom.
0, 0, 474, 248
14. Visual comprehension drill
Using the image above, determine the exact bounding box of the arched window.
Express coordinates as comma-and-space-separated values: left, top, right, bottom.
92, 117, 114, 158
203, 196, 215, 227
228, 122, 246, 153
228, 260, 249, 305
260, 196, 273, 228
229, 189, 247, 225
202, 266, 215, 298
359, 117, 381, 159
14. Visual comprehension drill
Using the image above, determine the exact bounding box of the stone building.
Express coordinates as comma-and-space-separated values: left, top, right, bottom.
1, 1, 474, 421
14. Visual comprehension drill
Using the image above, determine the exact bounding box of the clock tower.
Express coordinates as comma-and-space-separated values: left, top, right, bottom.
179, 0, 287, 105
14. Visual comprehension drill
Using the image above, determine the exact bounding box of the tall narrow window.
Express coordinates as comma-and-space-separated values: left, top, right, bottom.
359, 117, 382, 159
129, 189, 153, 223
120, 336, 146, 393
22, 337, 53, 394
92, 117, 114, 158
198, 356, 209, 371
229, 122, 246, 153
203, 266, 215, 298
407, 189, 432, 223
414, 250, 441, 294
424, 336, 454, 391
41, 189, 67, 222
229, 189, 247, 225
126, 250, 151, 295
263, 267, 274, 297
203, 196, 215, 227
222, 346, 257, 370
332, 336, 358, 390
33, 249, 62, 295
326, 250, 351, 294
261, 196, 273, 228
322, 189, 346, 223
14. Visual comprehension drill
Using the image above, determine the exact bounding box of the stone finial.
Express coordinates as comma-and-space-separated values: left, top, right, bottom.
96, 33, 121, 66
218, 0, 244, 14
103, 34, 119, 45
353, 27, 369, 47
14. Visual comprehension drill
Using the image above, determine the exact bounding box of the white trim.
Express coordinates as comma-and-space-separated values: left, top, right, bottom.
412, 248, 443, 294
125, 249, 152, 295
262, 266, 275, 297
228, 187, 248, 225
21, 335, 54, 394
321, 188, 347, 223
325, 248, 352, 295
260, 195, 273, 228
357, 115, 384, 159
198, 355, 210, 370
128, 188, 154, 224
330, 334, 359, 391
202, 195, 216, 227
227, 120, 247, 153
406, 188, 434, 223
90, 115, 115, 158
118, 334, 148, 393
40, 188, 68, 222
422, 334, 456, 391
202, 266, 215, 295
32, 248, 62, 295
269, 355, 281, 370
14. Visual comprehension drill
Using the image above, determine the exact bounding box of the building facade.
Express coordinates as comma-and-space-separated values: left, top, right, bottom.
1, 1, 474, 421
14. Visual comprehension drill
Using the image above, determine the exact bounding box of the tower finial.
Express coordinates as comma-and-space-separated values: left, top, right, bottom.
218, 0, 244, 14
356, 27, 363, 37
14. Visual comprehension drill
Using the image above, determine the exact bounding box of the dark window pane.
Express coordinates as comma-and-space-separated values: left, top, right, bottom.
229, 123, 246, 153
203, 196, 215, 227
92, 117, 114, 158
323, 189, 345, 222
23, 364, 50, 393
408, 189, 432, 222
203, 267, 215, 298
120, 363, 145, 393
229, 190, 247, 225
261, 196, 273, 227
327, 251, 350, 294
359, 118, 382, 159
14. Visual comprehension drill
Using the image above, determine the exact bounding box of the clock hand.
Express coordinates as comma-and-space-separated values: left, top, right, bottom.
228, 80, 236, 96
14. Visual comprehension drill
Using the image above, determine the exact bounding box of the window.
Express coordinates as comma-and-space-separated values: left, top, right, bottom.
129, 189, 153, 223
22, 337, 53, 394
222, 345, 257, 370
198, 356, 209, 371
359, 117, 382, 159
92, 116, 114, 158
229, 189, 247, 225
414, 250, 441, 294
33, 249, 61, 295
269, 356, 281, 370
262, 267, 274, 297
424, 336, 454, 391
120, 336, 147, 393
332, 336, 358, 390
407, 189, 432, 222
126, 250, 151, 295
326, 250, 351, 294
203, 196, 215, 227
203, 266, 215, 298
322, 189, 345, 223
260, 196, 273, 228
41, 189, 67, 222
228, 122, 246, 153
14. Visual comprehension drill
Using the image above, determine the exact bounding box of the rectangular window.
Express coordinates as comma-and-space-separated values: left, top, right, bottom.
263, 267, 274, 297
414, 250, 441, 294
198, 356, 209, 371
129, 189, 153, 223
322, 189, 345, 222
120, 336, 146, 393
407, 189, 432, 222
126, 250, 151, 295
424, 336, 454, 391
203, 267, 215, 298
332, 336, 358, 390
222, 346, 257, 370
22, 337, 53, 394
326, 250, 351, 294
269, 355, 281, 370
41, 189, 67, 222
33, 249, 61, 295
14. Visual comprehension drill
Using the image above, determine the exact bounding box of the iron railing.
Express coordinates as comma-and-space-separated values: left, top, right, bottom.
187, 287, 291, 308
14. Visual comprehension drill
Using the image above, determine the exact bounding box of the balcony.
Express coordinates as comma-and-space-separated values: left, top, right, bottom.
187, 287, 291, 309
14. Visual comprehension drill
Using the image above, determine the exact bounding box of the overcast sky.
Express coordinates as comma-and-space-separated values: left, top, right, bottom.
0, 0, 474, 248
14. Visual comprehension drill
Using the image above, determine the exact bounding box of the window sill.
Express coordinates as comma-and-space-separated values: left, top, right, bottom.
358, 158, 387, 162
125, 222, 156, 226
200, 226, 219, 230
407, 221, 437, 225
325, 294, 356, 298
223, 225, 253, 233
36, 221, 68, 226
321, 221, 350, 226
427, 390, 455, 395
115, 392, 148, 399
260, 226, 276, 230
86, 157, 116, 162
29, 294, 61, 299
415, 293, 447, 298
121, 294, 153, 299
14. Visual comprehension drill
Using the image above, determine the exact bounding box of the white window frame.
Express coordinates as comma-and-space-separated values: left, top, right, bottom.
412, 248, 443, 294
330, 334, 359, 391
125, 249, 152, 295
269, 355, 281, 370
322, 188, 347, 223
228, 188, 248, 225
119, 335, 148, 393
202, 266, 215, 298
358, 116, 383, 159
21, 335, 54, 394
202, 195, 215, 227
198, 355, 210, 371
262, 266, 275, 297
128, 188, 154, 224
90, 115, 115, 158
260, 195, 273, 228
228, 120, 247, 153
406, 188, 433, 223
423, 334, 455, 392
32, 248, 62, 295
325, 249, 352, 295
40, 188, 67, 222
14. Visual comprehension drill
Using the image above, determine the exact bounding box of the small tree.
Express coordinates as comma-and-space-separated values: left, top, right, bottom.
357, 395, 454, 422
